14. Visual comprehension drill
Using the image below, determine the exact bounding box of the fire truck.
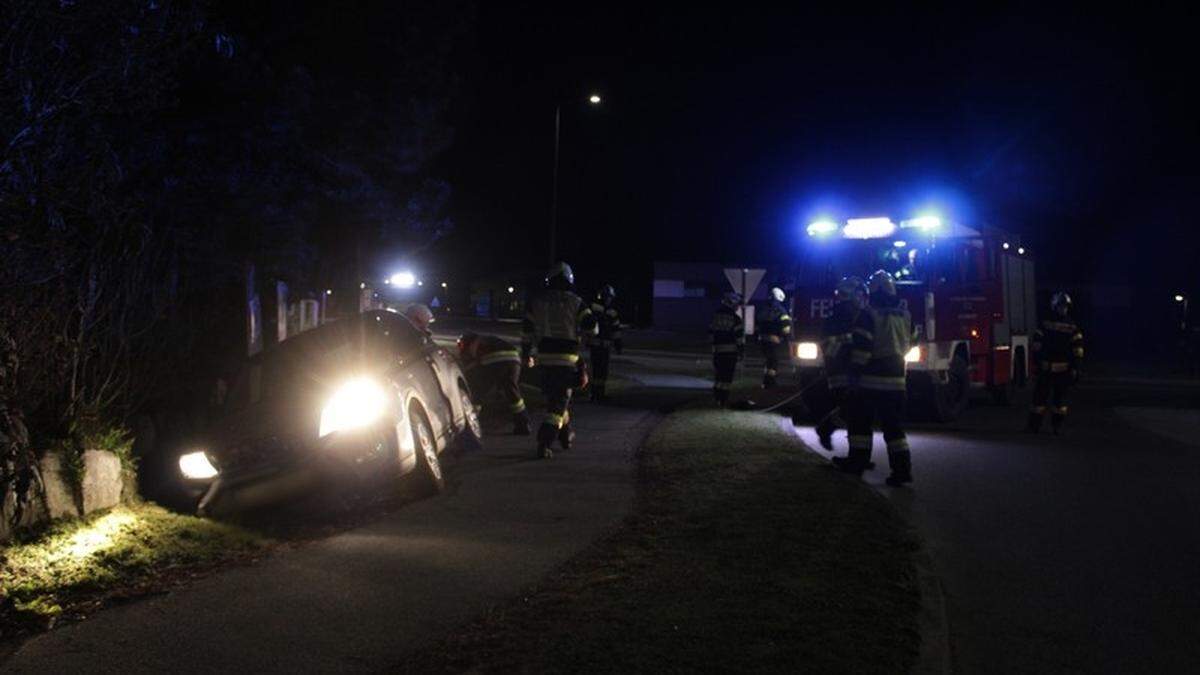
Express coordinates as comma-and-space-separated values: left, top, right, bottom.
788, 216, 1035, 421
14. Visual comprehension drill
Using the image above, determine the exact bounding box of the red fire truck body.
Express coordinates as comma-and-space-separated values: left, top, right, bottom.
789, 218, 1035, 420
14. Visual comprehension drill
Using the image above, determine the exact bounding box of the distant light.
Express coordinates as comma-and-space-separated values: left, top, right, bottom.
904, 346, 922, 363
843, 217, 896, 239
1003, 242, 1010, 250
417, 280, 424, 287
359, 282, 366, 289
441, 282, 448, 288
893, 240, 907, 248
795, 342, 819, 360
507, 286, 515, 294
904, 215, 942, 231
325, 289, 333, 295
588, 94, 602, 104
1176, 294, 1186, 303
1017, 247, 1026, 255
806, 220, 839, 237
179, 451, 218, 480
970, 328, 980, 338
390, 271, 416, 289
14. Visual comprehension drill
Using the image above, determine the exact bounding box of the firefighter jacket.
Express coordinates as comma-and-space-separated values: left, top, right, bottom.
821, 301, 861, 389
1032, 316, 1083, 374
757, 300, 793, 344
849, 300, 912, 391
589, 301, 623, 351
710, 305, 745, 355
522, 289, 596, 368
462, 335, 522, 371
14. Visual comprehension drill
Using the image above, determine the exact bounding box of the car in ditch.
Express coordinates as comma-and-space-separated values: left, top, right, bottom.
178, 310, 483, 516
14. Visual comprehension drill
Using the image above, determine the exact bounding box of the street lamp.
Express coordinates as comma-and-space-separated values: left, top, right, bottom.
549, 92, 603, 265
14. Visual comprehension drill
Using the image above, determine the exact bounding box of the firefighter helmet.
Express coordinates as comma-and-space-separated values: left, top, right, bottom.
598, 284, 616, 301
771, 287, 786, 303
867, 270, 896, 297
545, 261, 575, 288
722, 291, 742, 308
1051, 291, 1072, 316
404, 303, 434, 332
835, 276, 868, 307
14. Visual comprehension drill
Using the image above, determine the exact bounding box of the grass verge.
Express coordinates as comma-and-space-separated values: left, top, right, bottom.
401, 410, 921, 673
0, 503, 265, 637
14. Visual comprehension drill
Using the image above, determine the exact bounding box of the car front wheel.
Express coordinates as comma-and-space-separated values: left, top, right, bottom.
457, 386, 485, 453
410, 406, 445, 496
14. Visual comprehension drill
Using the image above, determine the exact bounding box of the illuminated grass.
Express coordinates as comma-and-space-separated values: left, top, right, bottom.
0, 504, 262, 628
402, 410, 922, 673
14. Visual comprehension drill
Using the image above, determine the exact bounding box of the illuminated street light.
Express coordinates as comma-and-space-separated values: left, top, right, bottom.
507, 286, 515, 294
1003, 242, 1010, 250
589, 94, 602, 104
325, 289, 333, 295
1176, 294, 1186, 303
389, 271, 416, 289
550, 92, 604, 265
359, 282, 366, 289
441, 282, 448, 288
1017, 247, 1026, 255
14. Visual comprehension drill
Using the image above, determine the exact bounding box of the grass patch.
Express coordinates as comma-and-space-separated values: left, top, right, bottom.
401, 410, 922, 673
0, 504, 264, 635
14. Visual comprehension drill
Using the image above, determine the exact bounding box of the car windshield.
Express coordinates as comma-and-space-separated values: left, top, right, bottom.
223, 312, 425, 411
797, 238, 990, 289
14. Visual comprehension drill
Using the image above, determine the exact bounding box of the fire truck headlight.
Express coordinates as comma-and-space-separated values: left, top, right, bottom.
904, 346, 922, 363
796, 342, 820, 360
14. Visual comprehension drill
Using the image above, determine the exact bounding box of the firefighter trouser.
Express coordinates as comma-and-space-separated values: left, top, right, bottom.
816, 385, 847, 440
713, 353, 739, 406
845, 389, 911, 477
590, 345, 611, 398
467, 363, 528, 425
760, 339, 782, 387
537, 365, 576, 447
1030, 371, 1072, 430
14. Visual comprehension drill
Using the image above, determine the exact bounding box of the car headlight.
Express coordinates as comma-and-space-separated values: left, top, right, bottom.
904, 346, 922, 363
319, 377, 388, 437
795, 341, 820, 360
179, 451, 218, 480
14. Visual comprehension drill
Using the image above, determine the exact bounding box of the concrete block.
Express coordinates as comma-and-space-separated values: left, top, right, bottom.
81, 450, 123, 514
39, 450, 80, 519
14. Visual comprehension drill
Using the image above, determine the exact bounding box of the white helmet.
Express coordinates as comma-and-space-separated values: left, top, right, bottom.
546, 261, 575, 287
771, 287, 786, 303
403, 303, 434, 331
867, 270, 896, 297
1051, 291, 1072, 316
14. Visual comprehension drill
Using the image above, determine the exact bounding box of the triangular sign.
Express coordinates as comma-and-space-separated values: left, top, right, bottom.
723, 268, 766, 300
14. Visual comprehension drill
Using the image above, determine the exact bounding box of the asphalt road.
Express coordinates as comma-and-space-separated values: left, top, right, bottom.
4, 405, 656, 673
795, 381, 1200, 674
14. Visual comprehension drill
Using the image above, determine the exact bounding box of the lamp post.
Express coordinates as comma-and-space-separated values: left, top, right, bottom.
549, 93, 602, 266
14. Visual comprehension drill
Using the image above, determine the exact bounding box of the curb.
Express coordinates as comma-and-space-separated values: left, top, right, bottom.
911, 550, 953, 675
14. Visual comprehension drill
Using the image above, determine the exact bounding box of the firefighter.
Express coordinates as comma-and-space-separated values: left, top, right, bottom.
457, 332, 531, 435
522, 262, 596, 459
403, 303, 435, 337
588, 284, 623, 402
835, 270, 914, 487
756, 287, 793, 388
710, 292, 745, 407
1027, 291, 1084, 434
817, 276, 868, 453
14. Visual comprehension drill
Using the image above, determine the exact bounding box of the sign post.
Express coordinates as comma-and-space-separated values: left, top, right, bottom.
723, 267, 766, 335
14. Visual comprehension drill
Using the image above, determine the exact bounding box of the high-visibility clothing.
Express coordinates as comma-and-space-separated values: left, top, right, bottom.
756, 300, 792, 343
462, 335, 523, 370
1032, 318, 1083, 374
710, 305, 745, 353
522, 289, 596, 366
854, 302, 912, 392
821, 301, 861, 389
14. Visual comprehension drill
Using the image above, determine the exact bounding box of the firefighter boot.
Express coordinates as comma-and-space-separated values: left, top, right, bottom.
1025, 411, 1043, 434
536, 423, 557, 459
557, 423, 576, 450
884, 450, 914, 487
513, 413, 531, 436
816, 415, 836, 451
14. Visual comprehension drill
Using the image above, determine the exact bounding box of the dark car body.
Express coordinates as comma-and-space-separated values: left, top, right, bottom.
193, 310, 481, 515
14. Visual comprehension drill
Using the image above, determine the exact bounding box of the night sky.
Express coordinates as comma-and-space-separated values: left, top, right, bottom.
432, 4, 1198, 296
